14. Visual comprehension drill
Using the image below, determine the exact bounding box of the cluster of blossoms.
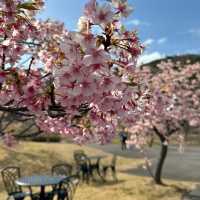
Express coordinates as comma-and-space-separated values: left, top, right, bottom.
0, 0, 150, 144
126, 61, 200, 184
0, 0, 44, 66
128, 61, 200, 149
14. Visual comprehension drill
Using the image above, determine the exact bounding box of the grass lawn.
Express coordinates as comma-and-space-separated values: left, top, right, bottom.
0, 141, 196, 200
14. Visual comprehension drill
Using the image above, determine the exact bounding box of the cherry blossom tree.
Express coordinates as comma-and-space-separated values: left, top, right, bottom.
0, 0, 150, 145
128, 61, 200, 184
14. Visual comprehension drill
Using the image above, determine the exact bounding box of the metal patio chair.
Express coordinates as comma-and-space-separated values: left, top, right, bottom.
1, 166, 29, 200
52, 163, 73, 177
73, 151, 91, 183
57, 175, 80, 200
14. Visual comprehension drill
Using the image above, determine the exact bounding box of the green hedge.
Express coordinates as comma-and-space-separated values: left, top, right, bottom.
30, 134, 61, 143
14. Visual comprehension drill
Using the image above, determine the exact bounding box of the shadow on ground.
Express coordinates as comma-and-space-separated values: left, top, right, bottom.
92, 179, 126, 187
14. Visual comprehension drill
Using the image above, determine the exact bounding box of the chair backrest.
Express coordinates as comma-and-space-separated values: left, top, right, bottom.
58, 175, 80, 200
52, 163, 73, 177
73, 150, 85, 159
73, 152, 91, 174
73, 150, 86, 163
111, 155, 117, 166
1, 166, 22, 195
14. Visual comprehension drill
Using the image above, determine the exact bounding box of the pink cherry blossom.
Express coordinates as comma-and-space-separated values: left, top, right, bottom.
0, 0, 148, 145
112, 0, 133, 17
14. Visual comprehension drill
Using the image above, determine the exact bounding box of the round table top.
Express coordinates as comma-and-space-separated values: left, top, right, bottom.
16, 175, 65, 187
88, 155, 107, 160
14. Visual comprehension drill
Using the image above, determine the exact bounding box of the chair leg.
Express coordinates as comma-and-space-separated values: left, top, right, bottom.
89, 166, 94, 181
14, 197, 25, 200
58, 192, 68, 200
102, 167, 108, 180
87, 170, 90, 184
82, 170, 89, 184
111, 166, 117, 181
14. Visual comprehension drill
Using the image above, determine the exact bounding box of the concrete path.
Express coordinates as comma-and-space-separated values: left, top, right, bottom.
90, 143, 200, 182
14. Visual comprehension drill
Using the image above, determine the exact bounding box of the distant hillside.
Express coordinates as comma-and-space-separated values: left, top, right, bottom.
141, 54, 200, 73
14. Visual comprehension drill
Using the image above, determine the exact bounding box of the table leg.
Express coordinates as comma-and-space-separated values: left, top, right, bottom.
40, 185, 45, 200
97, 159, 104, 181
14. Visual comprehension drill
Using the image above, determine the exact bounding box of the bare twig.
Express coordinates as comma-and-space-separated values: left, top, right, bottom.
1, 34, 7, 70
27, 57, 35, 76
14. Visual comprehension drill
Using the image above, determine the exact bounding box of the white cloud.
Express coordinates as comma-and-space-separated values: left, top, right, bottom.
137, 52, 165, 65
157, 37, 167, 44
126, 19, 150, 27
127, 19, 141, 26
142, 37, 167, 48
185, 48, 200, 54
143, 38, 154, 46
189, 28, 200, 37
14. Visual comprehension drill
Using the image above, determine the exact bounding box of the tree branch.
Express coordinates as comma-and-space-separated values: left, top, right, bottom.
1, 119, 15, 132
14, 123, 35, 137
15, 131, 42, 139
166, 120, 179, 136
0, 101, 91, 118
27, 57, 35, 76
1, 34, 7, 70
153, 126, 165, 142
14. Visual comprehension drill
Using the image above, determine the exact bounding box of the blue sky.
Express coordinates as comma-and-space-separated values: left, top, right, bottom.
38, 0, 200, 63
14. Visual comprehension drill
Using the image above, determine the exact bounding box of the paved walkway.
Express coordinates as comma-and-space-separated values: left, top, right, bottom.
90, 143, 200, 182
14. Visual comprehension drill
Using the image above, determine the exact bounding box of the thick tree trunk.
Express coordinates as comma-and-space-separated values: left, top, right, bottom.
154, 139, 168, 184
153, 126, 169, 185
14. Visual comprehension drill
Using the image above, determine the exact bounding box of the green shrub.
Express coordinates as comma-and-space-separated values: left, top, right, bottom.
31, 134, 61, 143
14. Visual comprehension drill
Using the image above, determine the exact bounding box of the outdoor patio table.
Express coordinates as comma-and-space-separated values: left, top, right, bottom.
88, 155, 107, 160
15, 175, 65, 200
